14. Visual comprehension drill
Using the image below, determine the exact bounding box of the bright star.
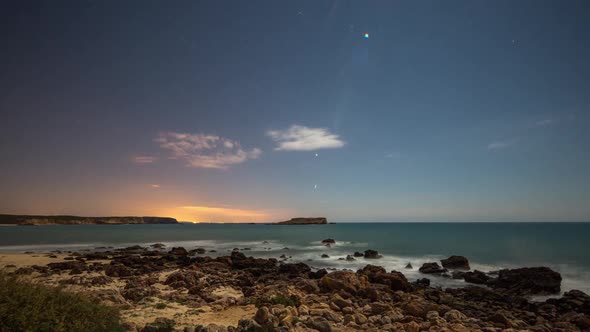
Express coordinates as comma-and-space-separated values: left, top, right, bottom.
364, 33, 369, 39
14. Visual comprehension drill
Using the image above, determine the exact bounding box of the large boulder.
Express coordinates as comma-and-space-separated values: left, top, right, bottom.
320, 271, 366, 294
358, 265, 410, 291
489, 267, 561, 295
419, 262, 446, 274
363, 250, 382, 259
441, 255, 470, 270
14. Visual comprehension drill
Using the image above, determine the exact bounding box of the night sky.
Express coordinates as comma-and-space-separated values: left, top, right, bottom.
1, 1, 589, 222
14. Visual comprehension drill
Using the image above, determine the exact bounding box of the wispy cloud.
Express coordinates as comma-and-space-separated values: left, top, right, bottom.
133, 156, 157, 164
155, 132, 261, 169
150, 184, 160, 188
534, 119, 554, 127
267, 125, 345, 151
487, 140, 515, 150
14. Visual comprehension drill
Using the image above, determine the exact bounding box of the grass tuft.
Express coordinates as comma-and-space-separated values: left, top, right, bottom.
0, 271, 124, 332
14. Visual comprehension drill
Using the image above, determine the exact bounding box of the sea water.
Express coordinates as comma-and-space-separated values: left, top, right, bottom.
1, 222, 589, 296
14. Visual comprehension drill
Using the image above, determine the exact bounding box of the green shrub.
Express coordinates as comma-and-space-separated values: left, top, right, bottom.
0, 272, 124, 332
155, 302, 167, 309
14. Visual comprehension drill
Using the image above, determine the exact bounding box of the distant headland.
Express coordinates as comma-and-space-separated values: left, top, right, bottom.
275, 217, 328, 225
0, 214, 178, 226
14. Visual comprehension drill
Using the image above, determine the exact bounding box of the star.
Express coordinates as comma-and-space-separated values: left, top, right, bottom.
314, 153, 319, 157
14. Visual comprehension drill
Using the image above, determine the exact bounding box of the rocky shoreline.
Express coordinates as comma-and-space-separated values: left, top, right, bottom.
2, 243, 589, 332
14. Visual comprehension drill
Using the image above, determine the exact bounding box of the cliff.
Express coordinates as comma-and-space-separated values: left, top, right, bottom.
276, 217, 327, 225
0, 214, 178, 225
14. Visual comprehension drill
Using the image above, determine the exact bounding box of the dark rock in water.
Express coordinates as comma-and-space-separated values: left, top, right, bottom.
416, 278, 430, 287
309, 269, 328, 279
363, 249, 382, 259
419, 262, 446, 274
345, 255, 355, 261
321, 238, 336, 245
452, 271, 467, 279
150, 243, 166, 249
169, 247, 188, 256
441, 255, 470, 270
463, 270, 489, 284
188, 248, 206, 255
230, 251, 246, 261
321, 254, 330, 258
490, 267, 562, 295
405, 263, 413, 269
353, 251, 364, 257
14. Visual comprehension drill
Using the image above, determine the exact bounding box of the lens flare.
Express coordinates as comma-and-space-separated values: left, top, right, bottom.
364, 33, 369, 39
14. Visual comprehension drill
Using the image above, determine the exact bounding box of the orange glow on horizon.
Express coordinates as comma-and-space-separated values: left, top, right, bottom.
156, 205, 280, 223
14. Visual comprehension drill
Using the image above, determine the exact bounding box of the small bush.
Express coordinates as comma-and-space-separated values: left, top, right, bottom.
0, 272, 124, 332
254, 293, 301, 308
155, 302, 167, 309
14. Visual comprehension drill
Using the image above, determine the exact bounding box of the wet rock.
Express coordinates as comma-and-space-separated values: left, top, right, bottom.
490, 267, 562, 295
441, 255, 470, 270
416, 278, 430, 287
345, 255, 355, 261
353, 251, 364, 257
169, 247, 188, 255
358, 265, 410, 291
189, 248, 207, 255
419, 262, 446, 274
151, 243, 166, 249
321, 254, 330, 258
321, 239, 335, 245
363, 249, 382, 259
405, 262, 413, 269
463, 270, 490, 284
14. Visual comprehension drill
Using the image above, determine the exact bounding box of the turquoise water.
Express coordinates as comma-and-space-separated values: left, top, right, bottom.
1, 223, 589, 294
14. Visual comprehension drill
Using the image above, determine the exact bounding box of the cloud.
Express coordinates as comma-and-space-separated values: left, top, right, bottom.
487, 140, 515, 150
150, 184, 160, 188
534, 119, 554, 127
267, 125, 345, 151
155, 132, 261, 169
133, 156, 157, 164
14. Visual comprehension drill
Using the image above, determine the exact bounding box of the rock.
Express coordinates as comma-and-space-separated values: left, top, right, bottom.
490, 267, 562, 295
169, 247, 188, 255
321, 254, 330, 258
345, 255, 355, 261
358, 265, 410, 291
278, 262, 311, 276
452, 271, 466, 279
151, 243, 166, 249
321, 239, 335, 245
416, 278, 430, 287
353, 251, 364, 257
419, 262, 446, 274
489, 312, 511, 327
141, 318, 175, 332
237, 319, 264, 332
320, 271, 365, 294
189, 248, 206, 255
105, 264, 133, 277
370, 302, 392, 315
571, 314, 590, 329
305, 317, 333, 332
444, 309, 467, 322
309, 269, 328, 279
363, 249, 382, 259
254, 306, 270, 325
441, 255, 470, 270
463, 270, 490, 284
405, 263, 412, 269
276, 217, 327, 225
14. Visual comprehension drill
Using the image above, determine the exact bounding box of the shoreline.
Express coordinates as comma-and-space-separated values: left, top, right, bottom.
1, 245, 589, 331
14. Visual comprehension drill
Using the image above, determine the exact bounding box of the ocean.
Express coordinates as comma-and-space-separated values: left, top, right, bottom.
1, 222, 589, 296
